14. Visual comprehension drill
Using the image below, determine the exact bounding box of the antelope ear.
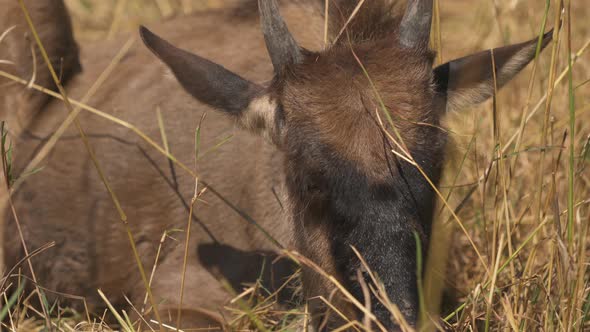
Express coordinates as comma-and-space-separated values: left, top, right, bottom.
434, 30, 553, 112
139, 26, 281, 144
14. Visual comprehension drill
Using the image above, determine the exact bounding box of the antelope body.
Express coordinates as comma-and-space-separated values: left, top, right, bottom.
0, 0, 552, 330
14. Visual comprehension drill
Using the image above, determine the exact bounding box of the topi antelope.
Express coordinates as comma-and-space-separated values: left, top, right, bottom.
0, 0, 553, 330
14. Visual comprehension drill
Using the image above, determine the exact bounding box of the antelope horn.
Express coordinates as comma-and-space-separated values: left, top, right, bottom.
399, 0, 433, 48
258, 0, 302, 72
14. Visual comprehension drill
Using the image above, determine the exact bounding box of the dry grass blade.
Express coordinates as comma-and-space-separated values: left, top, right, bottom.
142, 229, 179, 316
26, 41, 37, 89
323, 0, 329, 47
98, 289, 134, 332
315, 296, 363, 332
349, 246, 411, 329
286, 250, 390, 332
484, 234, 504, 332
0, 25, 16, 45
124, 295, 156, 332
176, 180, 207, 329
509, 0, 551, 174
333, 0, 366, 44
355, 269, 371, 330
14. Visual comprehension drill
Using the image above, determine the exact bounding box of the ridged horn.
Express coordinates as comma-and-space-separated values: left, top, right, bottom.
399, 0, 433, 48
258, 0, 302, 72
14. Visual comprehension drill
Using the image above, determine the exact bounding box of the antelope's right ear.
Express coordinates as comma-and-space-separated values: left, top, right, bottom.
434, 30, 554, 112
139, 26, 282, 144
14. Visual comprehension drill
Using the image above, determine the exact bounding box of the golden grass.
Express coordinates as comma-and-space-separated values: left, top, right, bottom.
436, 1, 590, 331
1, 0, 589, 331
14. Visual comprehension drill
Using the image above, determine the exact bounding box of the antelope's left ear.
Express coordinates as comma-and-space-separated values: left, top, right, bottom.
434, 30, 554, 112
139, 26, 283, 145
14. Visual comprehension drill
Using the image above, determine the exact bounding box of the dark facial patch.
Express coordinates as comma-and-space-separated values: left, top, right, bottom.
283, 133, 445, 327
273, 31, 445, 328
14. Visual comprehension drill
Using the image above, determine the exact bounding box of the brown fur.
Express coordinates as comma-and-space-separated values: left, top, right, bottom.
327, 0, 403, 44
280, 37, 436, 181
0, 0, 80, 136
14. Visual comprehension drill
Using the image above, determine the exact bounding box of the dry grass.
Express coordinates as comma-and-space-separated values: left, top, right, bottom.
435, 1, 590, 331
1, 0, 589, 331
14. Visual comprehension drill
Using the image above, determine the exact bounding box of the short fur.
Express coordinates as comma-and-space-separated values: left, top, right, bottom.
0, 0, 80, 136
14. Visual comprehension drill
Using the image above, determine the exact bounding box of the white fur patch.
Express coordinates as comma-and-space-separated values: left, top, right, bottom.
241, 95, 280, 144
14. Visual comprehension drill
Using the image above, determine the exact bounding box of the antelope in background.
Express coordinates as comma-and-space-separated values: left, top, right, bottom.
0, 0, 553, 330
